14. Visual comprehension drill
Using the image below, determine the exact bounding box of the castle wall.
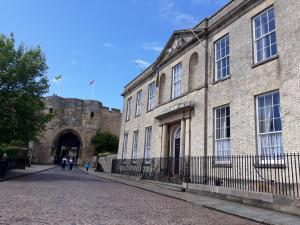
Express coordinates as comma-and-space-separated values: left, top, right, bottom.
32, 96, 122, 164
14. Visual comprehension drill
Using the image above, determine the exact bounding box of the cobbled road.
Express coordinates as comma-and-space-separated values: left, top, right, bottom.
0, 167, 261, 225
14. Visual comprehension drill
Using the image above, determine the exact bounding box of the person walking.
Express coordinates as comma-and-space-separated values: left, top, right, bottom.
68, 158, 74, 171
0, 153, 8, 179
84, 162, 91, 171
61, 157, 67, 170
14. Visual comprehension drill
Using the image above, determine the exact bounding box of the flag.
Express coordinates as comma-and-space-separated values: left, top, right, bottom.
54, 74, 62, 81
89, 80, 95, 85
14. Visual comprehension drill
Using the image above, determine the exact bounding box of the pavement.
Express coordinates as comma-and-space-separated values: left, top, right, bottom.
81, 168, 300, 225
0, 164, 56, 182
0, 167, 262, 225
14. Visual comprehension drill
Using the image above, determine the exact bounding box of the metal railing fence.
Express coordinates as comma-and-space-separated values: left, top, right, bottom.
111, 153, 300, 198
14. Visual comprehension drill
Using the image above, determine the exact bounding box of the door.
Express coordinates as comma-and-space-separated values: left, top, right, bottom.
174, 138, 180, 175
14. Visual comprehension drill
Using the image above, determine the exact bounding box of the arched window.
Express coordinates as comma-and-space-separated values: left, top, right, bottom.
189, 52, 199, 91
158, 73, 166, 104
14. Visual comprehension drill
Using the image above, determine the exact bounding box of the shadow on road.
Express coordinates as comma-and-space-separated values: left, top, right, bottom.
8, 167, 109, 183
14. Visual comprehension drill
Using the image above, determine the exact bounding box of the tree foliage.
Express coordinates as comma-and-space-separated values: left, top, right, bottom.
0, 34, 51, 146
91, 131, 119, 155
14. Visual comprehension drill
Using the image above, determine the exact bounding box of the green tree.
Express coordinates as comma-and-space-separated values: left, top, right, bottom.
91, 131, 119, 155
0, 34, 51, 146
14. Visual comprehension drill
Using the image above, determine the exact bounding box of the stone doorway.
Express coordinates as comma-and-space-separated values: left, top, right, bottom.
54, 132, 80, 164
172, 127, 181, 176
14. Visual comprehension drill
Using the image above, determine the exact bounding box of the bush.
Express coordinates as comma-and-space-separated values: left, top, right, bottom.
91, 131, 119, 155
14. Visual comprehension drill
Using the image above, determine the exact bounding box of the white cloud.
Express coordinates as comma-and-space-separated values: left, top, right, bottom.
160, 0, 197, 27
72, 50, 78, 55
103, 42, 115, 48
160, 1, 175, 18
175, 13, 197, 27
131, 59, 150, 69
70, 59, 77, 65
142, 42, 163, 52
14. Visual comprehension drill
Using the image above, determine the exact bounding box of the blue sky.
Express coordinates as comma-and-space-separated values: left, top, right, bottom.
0, 0, 228, 109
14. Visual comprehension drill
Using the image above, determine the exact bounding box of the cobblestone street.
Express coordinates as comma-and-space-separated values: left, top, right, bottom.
0, 167, 261, 225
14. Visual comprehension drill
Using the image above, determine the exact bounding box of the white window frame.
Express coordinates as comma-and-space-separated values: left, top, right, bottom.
126, 97, 132, 121
122, 133, 128, 163
132, 130, 138, 162
172, 63, 182, 99
256, 91, 283, 164
253, 6, 277, 64
135, 90, 142, 116
144, 127, 152, 163
215, 34, 230, 81
147, 82, 156, 111
214, 105, 231, 163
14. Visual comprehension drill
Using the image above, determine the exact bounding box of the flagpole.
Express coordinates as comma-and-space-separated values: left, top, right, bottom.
92, 81, 95, 99
60, 79, 63, 96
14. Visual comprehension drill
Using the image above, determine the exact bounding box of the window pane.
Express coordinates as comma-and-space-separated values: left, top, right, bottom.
269, 19, 275, 32
220, 118, 225, 128
216, 118, 220, 129
255, 27, 261, 39
258, 108, 265, 120
261, 13, 268, 25
265, 95, 272, 106
264, 46, 271, 58
259, 121, 266, 133
257, 50, 263, 62
254, 17, 261, 28
273, 92, 280, 104
216, 128, 220, 139
257, 39, 263, 51
271, 44, 277, 55
268, 8, 274, 20
262, 23, 268, 35
225, 106, 230, 116
226, 117, 230, 127
274, 105, 280, 118
216, 108, 220, 118
258, 96, 265, 108
221, 107, 226, 117
270, 32, 276, 44
226, 127, 230, 138
265, 106, 273, 120
274, 118, 282, 131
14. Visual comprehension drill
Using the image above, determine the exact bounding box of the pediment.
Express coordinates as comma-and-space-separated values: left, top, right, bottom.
154, 30, 197, 67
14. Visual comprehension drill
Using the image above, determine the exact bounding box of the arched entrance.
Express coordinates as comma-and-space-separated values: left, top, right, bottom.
172, 127, 181, 175
53, 130, 81, 164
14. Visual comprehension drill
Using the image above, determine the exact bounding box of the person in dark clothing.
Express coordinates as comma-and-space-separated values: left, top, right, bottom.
62, 157, 67, 170
95, 162, 104, 172
0, 153, 8, 179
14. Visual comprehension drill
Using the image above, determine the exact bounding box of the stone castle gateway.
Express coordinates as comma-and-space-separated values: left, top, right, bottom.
31, 95, 121, 164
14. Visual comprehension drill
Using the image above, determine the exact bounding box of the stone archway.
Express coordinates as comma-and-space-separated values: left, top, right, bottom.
51, 129, 83, 164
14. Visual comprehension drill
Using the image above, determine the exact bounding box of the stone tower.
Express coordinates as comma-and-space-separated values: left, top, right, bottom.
31, 95, 121, 164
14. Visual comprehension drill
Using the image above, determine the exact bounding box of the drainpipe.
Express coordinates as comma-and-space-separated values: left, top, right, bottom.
189, 21, 209, 184
203, 19, 209, 185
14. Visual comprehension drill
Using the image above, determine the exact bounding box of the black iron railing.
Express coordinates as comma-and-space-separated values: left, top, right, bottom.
111, 153, 300, 198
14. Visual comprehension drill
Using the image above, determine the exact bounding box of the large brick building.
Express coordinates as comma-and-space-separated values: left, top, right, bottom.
32, 95, 121, 164
118, 0, 300, 175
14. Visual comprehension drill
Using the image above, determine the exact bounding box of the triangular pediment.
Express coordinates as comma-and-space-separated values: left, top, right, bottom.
154, 30, 198, 67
